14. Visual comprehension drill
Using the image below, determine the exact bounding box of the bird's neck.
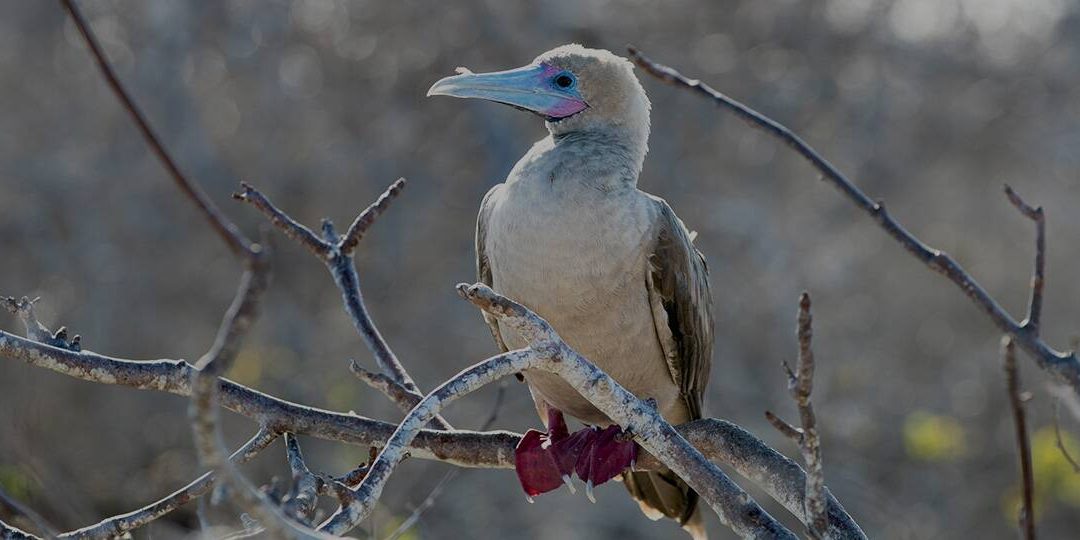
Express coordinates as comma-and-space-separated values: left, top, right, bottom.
547, 125, 649, 186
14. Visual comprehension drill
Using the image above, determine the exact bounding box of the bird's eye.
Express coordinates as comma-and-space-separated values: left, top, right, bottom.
554, 73, 575, 89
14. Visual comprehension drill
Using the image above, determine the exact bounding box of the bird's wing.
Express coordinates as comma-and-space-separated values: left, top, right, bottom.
645, 196, 714, 420
625, 195, 714, 527
476, 184, 509, 353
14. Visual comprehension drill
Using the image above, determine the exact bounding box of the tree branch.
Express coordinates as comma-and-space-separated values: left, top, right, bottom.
281, 434, 335, 525
0, 320, 865, 536
59, 428, 278, 540
1052, 398, 1080, 473
235, 181, 452, 431
383, 384, 506, 540
58, 0, 257, 259
1003, 337, 1036, 540
339, 178, 407, 256
1, 519, 37, 540
186, 258, 298, 537
349, 360, 420, 413
1004, 185, 1045, 333
627, 46, 1080, 396
766, 293, 828, 539
320, 284, 806, 539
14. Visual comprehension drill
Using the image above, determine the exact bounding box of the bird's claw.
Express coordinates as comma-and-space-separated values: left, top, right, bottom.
513, 409, 637, 501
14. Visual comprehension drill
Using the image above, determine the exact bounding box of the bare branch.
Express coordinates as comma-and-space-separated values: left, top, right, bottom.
349, 360, 420, 413
236, 182, 452, 431
2, 519, 37, 540
627, 46, 1080, 397
1052, 399, 1080, 473
58, 0, 256, 259
1003, 337, 1037, 540
384, 384, 507, 540
793, 293, 815, 401
319, 349, 544, 535
0, 316, 863, 537
282, 434, 323, 525
320, 284, 808, 539
233, 183, 331, 258
1004, 185, 1046, 333
2, 297, 78, 351
766, 293, 828, 539
764, 410, 801, 441
339, 178, 406, 256
187, 259, 301, 537
682, 419, 862, 539
0, 328, 505, 467
59, 428, 278, 540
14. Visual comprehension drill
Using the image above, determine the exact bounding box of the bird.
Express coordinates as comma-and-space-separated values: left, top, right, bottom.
428, 44, 713, 539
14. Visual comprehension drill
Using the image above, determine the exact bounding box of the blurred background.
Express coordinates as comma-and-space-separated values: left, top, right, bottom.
2, 0, 1080, 538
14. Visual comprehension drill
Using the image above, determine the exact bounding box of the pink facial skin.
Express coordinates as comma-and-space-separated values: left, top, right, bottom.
538, 62, 589, 119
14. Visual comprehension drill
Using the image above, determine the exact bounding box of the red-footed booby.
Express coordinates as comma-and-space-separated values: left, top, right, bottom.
429, 44, 713, 538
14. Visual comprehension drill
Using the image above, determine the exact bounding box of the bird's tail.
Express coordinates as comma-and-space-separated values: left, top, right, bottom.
623, 468, 705, 539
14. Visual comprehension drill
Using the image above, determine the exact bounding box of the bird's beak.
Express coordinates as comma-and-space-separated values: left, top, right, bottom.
427, 63, 588, 120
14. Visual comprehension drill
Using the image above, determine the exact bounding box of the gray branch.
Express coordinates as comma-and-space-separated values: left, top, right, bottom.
318, 284, 851, 539
766, 293, 828, 539
628, 47, 1080, 397
186, 257, 304, 538
234, 181, 452, 432
1003, 337, 1036, 540
0, 309, 863, 538
1004, 185, 1045, 334
60, 428, 278, 540
1, 519, 38, 540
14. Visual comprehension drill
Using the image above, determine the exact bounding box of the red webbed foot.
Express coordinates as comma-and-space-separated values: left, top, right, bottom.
575, 425, 637, 503
514, 408, 575, 500
514, 409, 637, 502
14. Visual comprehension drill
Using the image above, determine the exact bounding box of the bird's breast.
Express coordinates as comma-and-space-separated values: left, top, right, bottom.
486, 182, 651, 316
484, 182, 682, 425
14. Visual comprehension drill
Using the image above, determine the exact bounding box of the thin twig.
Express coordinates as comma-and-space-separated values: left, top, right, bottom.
1052, 399, 1080, 473
627, 47, 1080, 396
765, 293, 827, 539
1004, 185, 1045, 333
1003, 337, 1036, 540
234, 184, 330, 258
349, 359, 450, 429
339, 179, 407, 256
59, 428, 278, 540
58, 0, 256, 258
349, 361, 420, 413
282, 434, 324, 525
1, 297, 79, 352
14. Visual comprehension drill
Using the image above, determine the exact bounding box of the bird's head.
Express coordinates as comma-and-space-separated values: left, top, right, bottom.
428, 44, 650, 141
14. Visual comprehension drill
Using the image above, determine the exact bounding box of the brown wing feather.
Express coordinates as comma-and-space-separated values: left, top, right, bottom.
647, 195, 714, 420
624, 195, 713, 530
